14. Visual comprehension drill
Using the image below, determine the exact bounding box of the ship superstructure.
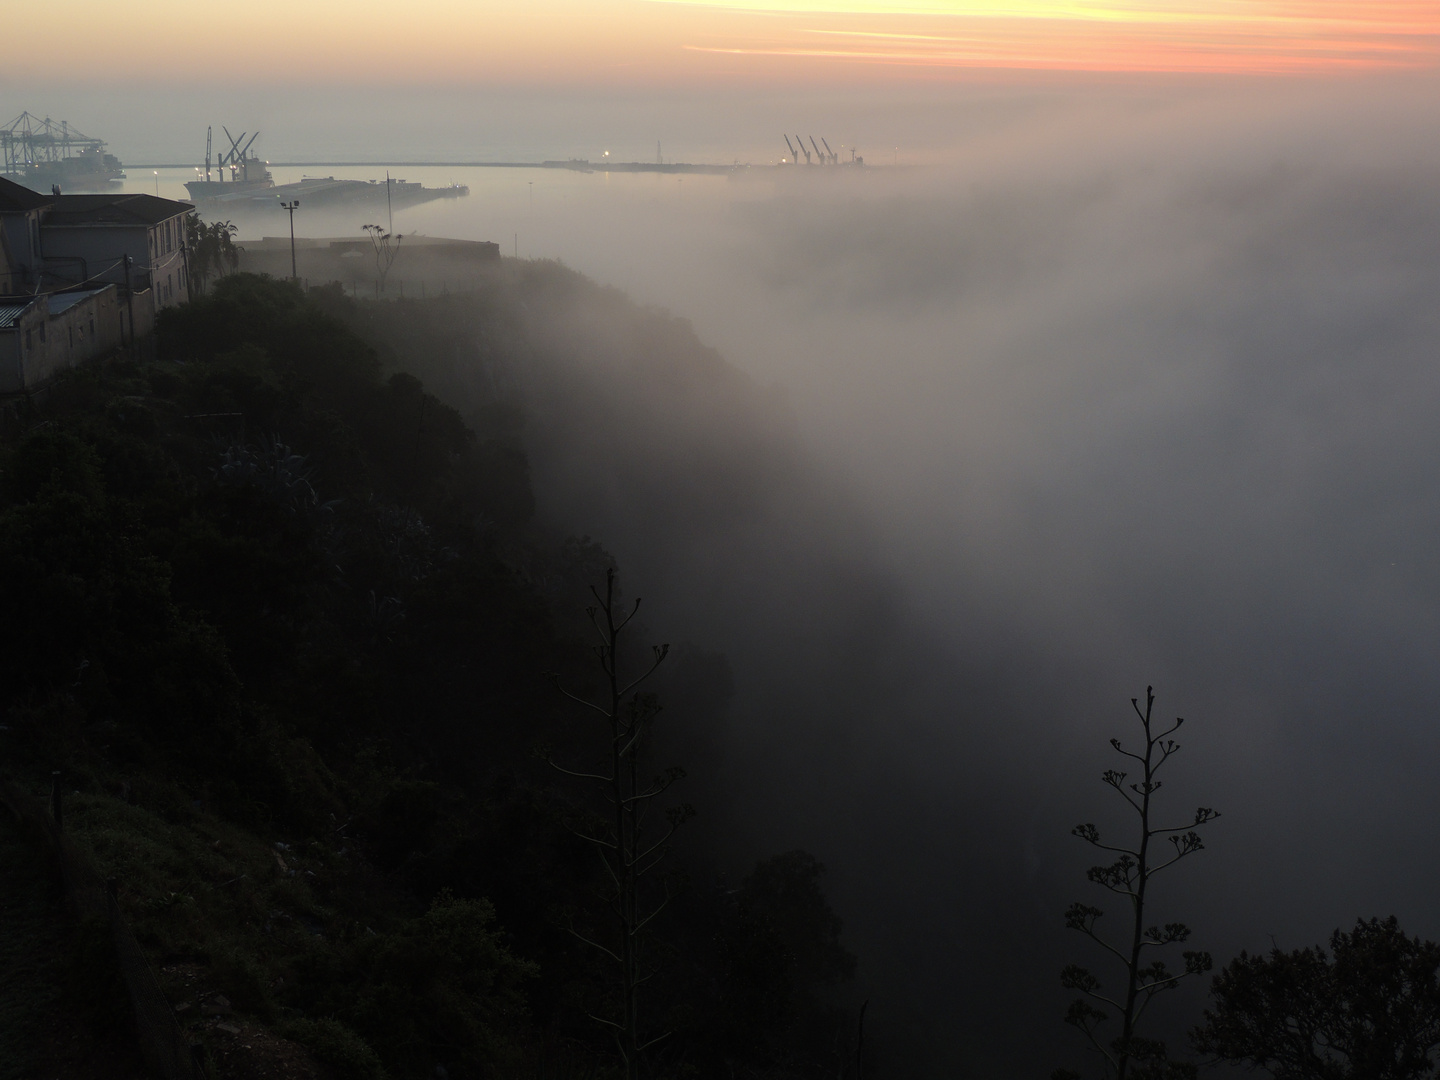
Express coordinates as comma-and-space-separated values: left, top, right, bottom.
185, 126, 274, 200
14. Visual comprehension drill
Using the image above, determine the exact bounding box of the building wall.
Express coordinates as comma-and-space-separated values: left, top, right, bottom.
0, 285, 125, 394
41, 223, 146, 290
0, 303, 46, 394
40, 220, 187, 309
0, 209, 42, 290
35, 287, 124, 385
145, 216, 188, 310
118, 287, 155, 345
0, 229, 14, 293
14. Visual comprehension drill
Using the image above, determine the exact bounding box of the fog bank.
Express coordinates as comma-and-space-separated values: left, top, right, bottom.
456, 77, 1440, 1076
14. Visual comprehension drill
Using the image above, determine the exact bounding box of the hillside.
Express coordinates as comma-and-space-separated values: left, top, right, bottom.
0, 270, 862, 1080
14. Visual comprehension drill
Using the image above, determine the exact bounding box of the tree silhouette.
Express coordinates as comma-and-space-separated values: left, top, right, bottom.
1193, 917, 1440, 1079
716, 850, 856, 1061
362, 223, 403, 293
184, 213, 240, 293
1057, 687, 1220, 1080
547, 568, 692, 1079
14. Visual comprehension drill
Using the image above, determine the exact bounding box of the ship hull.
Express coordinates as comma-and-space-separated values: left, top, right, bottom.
185, 178, 275, 199
3, 156, 125, 193
190, 177, 469, 215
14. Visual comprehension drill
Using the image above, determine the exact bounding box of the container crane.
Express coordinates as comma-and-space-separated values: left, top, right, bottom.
783, 135, 799, 164
809, 136, 825, 165
821, 137, 838, 164
795, 135, 811, 164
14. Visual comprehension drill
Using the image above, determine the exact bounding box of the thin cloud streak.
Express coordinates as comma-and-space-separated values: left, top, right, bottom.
667, 1, 1440, 72
682, 40, 1424, 74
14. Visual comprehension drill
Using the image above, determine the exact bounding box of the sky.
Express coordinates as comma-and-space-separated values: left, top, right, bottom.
6, 0, 1440, 88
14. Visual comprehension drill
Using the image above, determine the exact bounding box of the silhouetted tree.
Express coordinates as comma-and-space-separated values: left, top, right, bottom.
1056, 687, 1220, 1080
185, 213, 240, 292
363, 223, 403, 293
548, 568, 692, 1079
1193, 917, 1440, 1079
716, 850, 857, 1065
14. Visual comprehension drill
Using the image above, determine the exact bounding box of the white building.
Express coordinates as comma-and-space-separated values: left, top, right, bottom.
0, 175, 194, 391
0, 285, 124, 394
0, 174, 193, 309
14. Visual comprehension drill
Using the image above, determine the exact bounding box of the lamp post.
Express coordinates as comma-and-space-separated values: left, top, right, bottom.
281, 200, 300, 280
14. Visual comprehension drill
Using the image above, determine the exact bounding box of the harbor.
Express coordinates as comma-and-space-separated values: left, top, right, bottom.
174, 126, 470, 216
1, 112, 125, 191
5, 112, 871, 212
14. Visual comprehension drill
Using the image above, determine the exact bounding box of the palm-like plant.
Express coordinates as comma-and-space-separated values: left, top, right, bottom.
185, 213, 241, 293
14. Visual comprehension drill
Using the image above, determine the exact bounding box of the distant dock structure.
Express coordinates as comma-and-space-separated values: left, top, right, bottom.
781, 135, 861, 166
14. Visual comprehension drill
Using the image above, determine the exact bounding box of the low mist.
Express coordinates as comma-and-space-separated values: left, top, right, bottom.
370, 76, 1440, 1076
77, 71, 1440, 1074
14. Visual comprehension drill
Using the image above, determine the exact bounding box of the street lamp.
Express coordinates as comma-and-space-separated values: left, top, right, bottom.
280, 200, 300, 280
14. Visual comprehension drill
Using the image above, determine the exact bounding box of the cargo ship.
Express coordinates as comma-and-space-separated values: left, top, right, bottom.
1, 112, 125, 192
192, 174, 469, 215
184, 126, 274, 200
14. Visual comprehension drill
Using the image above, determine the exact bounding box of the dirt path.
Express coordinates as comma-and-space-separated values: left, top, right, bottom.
0, 809, 149, 1080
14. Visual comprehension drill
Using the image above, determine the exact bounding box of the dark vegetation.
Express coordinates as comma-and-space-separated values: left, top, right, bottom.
1194, 917, 1440, 1080
1055, 696, 1440, 1080
7, 263, 1439, 1080
0, 272, 859, 1079
0, 808, 148, 1078
184, 215, 240, 294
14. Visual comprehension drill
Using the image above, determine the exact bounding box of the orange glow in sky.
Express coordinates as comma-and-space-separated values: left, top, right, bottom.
666, 0, 1440, 74
5, 0, 1437, 84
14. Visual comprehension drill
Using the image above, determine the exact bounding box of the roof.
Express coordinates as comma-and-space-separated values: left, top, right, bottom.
47, 285, 112, 316
0, 298, 38, 329
0, 175, 54, 213
44, 192, 193, 228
